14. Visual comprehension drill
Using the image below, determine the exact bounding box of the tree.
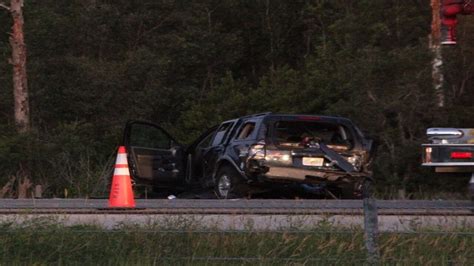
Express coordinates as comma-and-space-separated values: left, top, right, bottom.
1, 0, 31, 198
431, 0, 445, 107
1, 0, 30, 133
0, 0, 471, 197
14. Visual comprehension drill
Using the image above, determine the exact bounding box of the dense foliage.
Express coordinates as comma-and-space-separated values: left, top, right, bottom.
0, 0, 473, 197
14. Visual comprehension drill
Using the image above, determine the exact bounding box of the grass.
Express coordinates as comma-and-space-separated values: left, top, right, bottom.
0, 219, 472, 265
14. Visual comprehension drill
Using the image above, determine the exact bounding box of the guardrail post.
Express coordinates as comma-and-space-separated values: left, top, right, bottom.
363, 179, 379, 264
34, 185, 43, 198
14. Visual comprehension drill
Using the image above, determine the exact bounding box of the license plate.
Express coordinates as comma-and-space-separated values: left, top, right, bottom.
302, 157, 324, 167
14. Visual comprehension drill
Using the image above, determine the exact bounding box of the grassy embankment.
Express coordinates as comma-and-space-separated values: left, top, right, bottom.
0, 219, 472, 265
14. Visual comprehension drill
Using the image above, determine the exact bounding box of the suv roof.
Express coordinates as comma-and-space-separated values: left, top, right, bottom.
232, 113, 352, 124
266, 113, 349, 121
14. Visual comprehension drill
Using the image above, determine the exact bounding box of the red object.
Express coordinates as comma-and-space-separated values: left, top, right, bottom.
442, 0, 464, 26
108, 146, 136, 208
450, 151, 472, 159
441, 0, 474, 44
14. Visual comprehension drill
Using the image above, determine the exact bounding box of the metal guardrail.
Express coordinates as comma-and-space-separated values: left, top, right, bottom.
0, 198, 472, 264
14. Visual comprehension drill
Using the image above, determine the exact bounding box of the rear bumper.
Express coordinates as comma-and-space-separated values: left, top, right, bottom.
422, 144, 474, 166
258, 166, 369, 184
422, 162, 474, 167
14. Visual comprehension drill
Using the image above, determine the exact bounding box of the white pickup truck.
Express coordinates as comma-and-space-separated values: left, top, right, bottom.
422, 128, 474, 198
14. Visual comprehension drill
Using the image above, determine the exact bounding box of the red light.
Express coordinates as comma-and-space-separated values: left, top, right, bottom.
450, 152, 472, 159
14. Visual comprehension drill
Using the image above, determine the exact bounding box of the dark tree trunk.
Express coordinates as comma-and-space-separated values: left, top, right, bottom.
9, 0, 30, 133
2, 0, 32, 198
430, 0, 445, 107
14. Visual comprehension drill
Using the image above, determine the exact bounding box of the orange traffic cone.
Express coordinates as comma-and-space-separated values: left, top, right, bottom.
108, 146, 136, 208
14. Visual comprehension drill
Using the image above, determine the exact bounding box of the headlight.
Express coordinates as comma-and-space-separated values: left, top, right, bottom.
265, 150, 292, 165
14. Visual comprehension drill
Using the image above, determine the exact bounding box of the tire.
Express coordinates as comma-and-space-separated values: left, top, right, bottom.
337, 179, 368, 199
214, 166, 247, 199
338, 183, 358, 199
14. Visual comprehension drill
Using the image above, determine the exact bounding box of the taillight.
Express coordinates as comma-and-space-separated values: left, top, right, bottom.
248, 141, 266, 160
424, 147, 432, 163
265, 150, 292, 165
450, 152, 472, 159
346, 154, 361, 170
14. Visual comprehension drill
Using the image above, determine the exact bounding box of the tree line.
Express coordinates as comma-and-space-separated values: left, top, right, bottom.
0, 0, 473, 197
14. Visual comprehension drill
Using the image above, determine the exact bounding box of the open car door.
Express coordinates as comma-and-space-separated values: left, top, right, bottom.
123, 121, 184, 187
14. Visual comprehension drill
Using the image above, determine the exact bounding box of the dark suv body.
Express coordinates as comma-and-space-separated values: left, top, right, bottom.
123, 113, 375, 198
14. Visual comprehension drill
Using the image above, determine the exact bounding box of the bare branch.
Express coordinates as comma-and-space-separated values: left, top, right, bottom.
0, 2, 10, 11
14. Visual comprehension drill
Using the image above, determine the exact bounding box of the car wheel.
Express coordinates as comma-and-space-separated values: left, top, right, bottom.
336, 180, 363, 199
215, 166, 246, 199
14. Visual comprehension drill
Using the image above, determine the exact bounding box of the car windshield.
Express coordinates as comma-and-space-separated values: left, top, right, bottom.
272, 120, 354, 150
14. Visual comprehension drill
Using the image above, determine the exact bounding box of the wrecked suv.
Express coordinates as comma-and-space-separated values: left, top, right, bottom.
123, 113, 375, 199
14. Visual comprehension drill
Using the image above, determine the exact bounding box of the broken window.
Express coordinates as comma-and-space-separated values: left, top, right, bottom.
211, 122, 234, 146
236, 122, 256, 140
273, 120, 354, 149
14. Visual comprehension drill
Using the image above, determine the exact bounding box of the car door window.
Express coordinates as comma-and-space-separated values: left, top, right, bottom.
197, 130, 215, 149
211, 122, 234, 146
236, 122, 256, 140
129, 123, 172, 149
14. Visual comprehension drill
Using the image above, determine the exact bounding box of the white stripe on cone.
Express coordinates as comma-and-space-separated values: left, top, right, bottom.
114, 167, 131, 176
116, 154, 128, 164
